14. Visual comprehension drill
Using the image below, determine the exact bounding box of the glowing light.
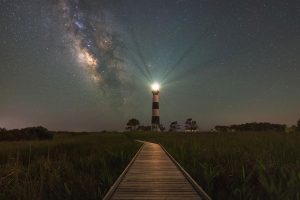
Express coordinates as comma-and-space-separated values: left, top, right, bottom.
151, 82, 160, 91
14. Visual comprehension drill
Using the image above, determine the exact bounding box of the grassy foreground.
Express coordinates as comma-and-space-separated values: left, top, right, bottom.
0, 133, 140, 200
129, 132, 300, 200
1, 132, 299, 200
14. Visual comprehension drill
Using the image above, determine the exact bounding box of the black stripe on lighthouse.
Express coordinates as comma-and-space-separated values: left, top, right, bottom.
152, 116, 160, 124
152, 102, 159, 109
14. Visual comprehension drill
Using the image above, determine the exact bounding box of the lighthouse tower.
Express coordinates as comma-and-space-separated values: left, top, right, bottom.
151, 83, 160, 131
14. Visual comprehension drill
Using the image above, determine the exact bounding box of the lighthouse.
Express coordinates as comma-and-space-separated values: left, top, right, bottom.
151, 83, 160, 131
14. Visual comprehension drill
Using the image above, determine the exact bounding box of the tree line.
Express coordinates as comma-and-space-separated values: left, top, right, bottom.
215, 120, 300, 133
0, 126, 53, 141
126, 118, 300, 133
125, 118, 199, 132
215, 123, 286, 132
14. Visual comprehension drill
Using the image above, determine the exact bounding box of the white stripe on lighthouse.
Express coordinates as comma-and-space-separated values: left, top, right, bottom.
152, 109, 159, 116
153, 94, 159, 102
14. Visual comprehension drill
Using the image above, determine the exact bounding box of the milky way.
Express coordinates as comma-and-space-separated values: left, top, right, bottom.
56, 0, 130, 105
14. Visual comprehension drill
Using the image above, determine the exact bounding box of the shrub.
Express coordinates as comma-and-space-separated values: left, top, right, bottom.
0, 126, 53, 141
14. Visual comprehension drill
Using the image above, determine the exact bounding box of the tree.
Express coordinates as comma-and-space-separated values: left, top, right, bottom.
191, 121, 199, 132
0, 128, 6, 133
159, 124, 166, 132
185, 118, 199, 132
126, 118, 140, 131
185, 118, 192, 131
215, 126, 230, 132
169, 121, 180, 132
297, 119, 300, 132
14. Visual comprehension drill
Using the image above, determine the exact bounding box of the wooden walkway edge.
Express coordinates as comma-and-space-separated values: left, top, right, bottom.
103, 143, 145, 200
159, 144, 211, 200
103, 141, 211, 200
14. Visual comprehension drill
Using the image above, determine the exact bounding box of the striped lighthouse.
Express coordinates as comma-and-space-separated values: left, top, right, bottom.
151, 83, 160, 131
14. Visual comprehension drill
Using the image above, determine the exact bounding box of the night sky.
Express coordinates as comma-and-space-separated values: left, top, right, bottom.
1, 0, 300, 131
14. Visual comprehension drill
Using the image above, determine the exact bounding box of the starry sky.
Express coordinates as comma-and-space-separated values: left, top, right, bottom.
0, 0, 300, 131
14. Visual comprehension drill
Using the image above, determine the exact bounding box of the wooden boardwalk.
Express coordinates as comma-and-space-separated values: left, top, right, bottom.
104, 141, 211, 200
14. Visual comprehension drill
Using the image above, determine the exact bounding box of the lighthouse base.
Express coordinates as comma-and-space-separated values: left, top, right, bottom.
151, 124, 160, 132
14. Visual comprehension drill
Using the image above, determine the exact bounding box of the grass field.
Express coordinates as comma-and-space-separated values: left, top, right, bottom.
129, 132, 300, 200
1, 132, 299, 200
0, 133, 140, 200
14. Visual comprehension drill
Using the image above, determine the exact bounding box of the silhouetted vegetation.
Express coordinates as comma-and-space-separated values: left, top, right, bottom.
215, 122, 286, 132
169, 121, 181, 132
126, 119, 165, 132
159, 124, 166, 132
0, 126, 53, 141
137, 125, 151, 131
185, 118, 199, 132
125, 118, 140, 131
297, 119, 300, 132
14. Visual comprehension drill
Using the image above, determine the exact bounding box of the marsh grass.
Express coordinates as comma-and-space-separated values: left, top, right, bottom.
1, 131, 299, 200
0, 133, 140, 200
129, 132, 300, 200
